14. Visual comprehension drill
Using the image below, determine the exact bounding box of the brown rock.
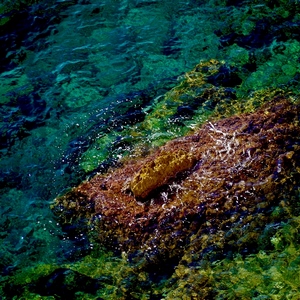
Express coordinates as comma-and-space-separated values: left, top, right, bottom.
53, 97, 300, 270
130, 150, 196, 199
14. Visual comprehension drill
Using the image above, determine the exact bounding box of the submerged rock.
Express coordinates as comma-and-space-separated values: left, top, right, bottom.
130, 150, 196, 199
53, 97, 300, 273
2, 267, 107, 299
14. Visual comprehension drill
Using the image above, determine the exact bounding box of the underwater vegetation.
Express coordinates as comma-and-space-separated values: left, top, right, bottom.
51, 95, 300, 299
2, 0, 300, 299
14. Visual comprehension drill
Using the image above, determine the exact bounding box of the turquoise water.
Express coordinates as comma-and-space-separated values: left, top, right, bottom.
1, 0, 300, 298
0, 0, 223, 268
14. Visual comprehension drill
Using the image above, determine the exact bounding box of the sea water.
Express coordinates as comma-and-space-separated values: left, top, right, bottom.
0, 0, 223, 270
1, 0, 300, 298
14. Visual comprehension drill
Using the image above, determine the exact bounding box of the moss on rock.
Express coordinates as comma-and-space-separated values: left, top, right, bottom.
130, 150, 196, 199
53, 96, 300, 283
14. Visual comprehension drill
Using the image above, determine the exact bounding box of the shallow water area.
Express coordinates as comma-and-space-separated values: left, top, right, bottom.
0, 0, 224, 295
1, 0, 300, 299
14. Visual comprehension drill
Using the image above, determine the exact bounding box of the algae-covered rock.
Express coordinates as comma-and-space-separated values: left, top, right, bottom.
53, 97, 300, 276
130, 150, 196, 199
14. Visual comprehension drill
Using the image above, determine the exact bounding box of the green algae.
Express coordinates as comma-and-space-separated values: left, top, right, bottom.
0, 69, 33, 105
12, 264, 59, 286
211, 219, 300, 299
51, 94, 300, 300
242, 40, 300, 92
77, 55, 300, 174
78, 60, 227, 171
160, 216, 300, 300
0, 14, 9, 26
1, 244, 150, 299
60, 73, 106, 109
2, 0, 300, 299
79, 133, 122, 173
3, 57, 300, 299
5, 215, 300, 299
226, 44, 250, 67
134, 60, 220, 129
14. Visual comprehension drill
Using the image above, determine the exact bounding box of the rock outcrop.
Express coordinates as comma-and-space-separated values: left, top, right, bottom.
53, 97, 300, 272
130, 150, 196, 199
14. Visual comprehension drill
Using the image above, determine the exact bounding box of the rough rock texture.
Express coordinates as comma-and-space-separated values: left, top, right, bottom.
130, 150, 196, 199
53, 97, 300, 272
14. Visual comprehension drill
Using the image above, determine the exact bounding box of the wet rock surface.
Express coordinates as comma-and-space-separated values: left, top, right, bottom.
130, 149, 196, 199
53, 97, 300, 275
2, 0, 300, 298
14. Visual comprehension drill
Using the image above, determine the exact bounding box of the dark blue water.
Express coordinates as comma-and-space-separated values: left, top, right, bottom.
1, 0, 300, 298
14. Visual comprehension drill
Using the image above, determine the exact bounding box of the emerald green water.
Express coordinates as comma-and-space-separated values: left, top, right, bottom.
1, 0, 300, 298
